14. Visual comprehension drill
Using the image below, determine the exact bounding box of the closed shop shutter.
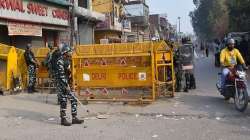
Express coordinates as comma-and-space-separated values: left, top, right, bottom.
0, 25, 11, 45
32, 37, 44, 48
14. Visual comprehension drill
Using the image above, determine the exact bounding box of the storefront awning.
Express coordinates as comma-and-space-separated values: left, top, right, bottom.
74, 7, 105, 22
45, 0, 71, 6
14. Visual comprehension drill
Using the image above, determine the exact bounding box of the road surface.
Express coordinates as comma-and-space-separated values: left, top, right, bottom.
0, 54, 250, 140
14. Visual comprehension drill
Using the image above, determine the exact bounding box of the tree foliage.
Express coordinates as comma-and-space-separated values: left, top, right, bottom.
190, 0, 229, 40
227, 0, 250, 32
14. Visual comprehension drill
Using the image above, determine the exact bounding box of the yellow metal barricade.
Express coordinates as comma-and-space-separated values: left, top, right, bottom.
0, 43, 18, 92
16, 48, 28, 89
72, 41, 175, 103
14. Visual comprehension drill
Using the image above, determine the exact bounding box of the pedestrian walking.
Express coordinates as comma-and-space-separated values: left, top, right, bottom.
239, 35, 248, 63
205, 46, 209, 57
24, 43, 38, 93
214, 40, 221, 67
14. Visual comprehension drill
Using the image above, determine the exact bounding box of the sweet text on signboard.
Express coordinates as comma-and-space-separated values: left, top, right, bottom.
0, 0, 69, 20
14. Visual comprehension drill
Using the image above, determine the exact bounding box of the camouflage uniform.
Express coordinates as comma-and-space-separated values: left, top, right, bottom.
174, 49, 183, 92
51, 49, 78, 119
24, 46, 37, 93
43, 50, 54, 76
43, 47, 59, 102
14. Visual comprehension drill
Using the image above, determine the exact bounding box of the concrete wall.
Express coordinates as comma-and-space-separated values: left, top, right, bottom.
94, 31, 121, 44
92, 0, 112, 13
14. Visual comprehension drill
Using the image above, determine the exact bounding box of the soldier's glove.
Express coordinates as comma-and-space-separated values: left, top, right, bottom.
243, 64, 248, 70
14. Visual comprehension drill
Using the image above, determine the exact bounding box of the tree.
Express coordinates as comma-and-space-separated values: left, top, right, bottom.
190, 0, 229, 40
227, 0, 250, 32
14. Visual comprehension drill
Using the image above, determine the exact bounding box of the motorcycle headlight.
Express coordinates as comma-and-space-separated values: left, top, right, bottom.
237, 71, 246, 79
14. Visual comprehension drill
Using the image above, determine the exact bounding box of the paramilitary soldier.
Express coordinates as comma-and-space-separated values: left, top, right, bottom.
173, 49, 183, 92
43, 43, 54, 77
43, 43, 59, 102
51, 44, 84, 126
24, 43, 39, 93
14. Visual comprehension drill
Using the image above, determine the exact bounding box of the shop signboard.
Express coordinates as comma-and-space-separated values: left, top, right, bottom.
8, 22, 42, 36
0, 0, 69, 26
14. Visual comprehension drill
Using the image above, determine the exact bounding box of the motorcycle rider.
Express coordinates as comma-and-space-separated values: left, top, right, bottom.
220, 38, 248, 94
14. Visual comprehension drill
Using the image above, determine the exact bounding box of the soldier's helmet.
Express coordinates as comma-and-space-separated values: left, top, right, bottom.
26, 43, 32, 49
61, 44, 72, 55
48, 43, 53, 50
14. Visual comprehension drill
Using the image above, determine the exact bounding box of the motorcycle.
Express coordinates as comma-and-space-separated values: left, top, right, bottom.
216, 65, 249, 112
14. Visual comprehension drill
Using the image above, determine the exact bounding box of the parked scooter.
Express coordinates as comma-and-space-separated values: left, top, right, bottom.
216, 65, 248, 112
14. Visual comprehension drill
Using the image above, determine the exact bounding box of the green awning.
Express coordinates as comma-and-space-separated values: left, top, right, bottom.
45, 0, 71, 6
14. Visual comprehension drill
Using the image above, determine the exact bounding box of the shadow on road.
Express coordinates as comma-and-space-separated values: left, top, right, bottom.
183, 94, 250, 115
182, 92, 250, 136
1, 108, 58, 125
13, 93, 58, 106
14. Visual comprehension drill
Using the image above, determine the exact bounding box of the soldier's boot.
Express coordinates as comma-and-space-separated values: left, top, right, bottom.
184, 87, 189, 92
72, 116, 84, 124
60, 109, 71, 126
32, 86, 38, 93
28, 87, 33, 94
61, 118, 71, 126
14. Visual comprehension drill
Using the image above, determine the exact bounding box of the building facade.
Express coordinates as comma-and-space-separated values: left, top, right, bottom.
74, 0, 105, 45
124, 0, 149, 42
149, 14, 176, 41
0, 0, 71, 48
0, 0, 105, 49
92, 0, 131, 44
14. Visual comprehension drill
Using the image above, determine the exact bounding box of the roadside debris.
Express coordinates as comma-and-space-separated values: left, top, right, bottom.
48, 118, 55, 121
152, 134, 158, 138
96, 114, 109, 119
164, 117, 170, 120
156, 114, 163, 118
216, 117, 221, 121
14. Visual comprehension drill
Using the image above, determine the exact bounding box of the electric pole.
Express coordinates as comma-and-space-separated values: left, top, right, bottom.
178, 17, 181, 34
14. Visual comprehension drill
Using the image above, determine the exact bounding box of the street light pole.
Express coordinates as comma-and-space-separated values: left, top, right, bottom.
178, 17, 181, 34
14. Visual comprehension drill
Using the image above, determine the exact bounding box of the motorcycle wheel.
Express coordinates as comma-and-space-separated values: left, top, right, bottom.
234, 88, 248, 112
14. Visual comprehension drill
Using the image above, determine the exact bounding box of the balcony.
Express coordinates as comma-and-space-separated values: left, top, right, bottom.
124, 3, 149, 27
74, 6, 105, 22
95, 14, 123, 31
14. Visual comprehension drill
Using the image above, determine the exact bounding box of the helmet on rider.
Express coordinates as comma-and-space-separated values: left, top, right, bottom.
227, 38, 235, 51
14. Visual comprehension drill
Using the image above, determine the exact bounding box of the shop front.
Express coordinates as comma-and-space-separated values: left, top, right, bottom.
0, 0, 70, 48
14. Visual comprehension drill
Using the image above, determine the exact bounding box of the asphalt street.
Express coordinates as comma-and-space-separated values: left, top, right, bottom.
0, 54, 250, 140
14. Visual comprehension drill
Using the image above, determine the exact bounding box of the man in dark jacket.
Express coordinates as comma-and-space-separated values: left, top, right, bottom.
24, 44, 38, 93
